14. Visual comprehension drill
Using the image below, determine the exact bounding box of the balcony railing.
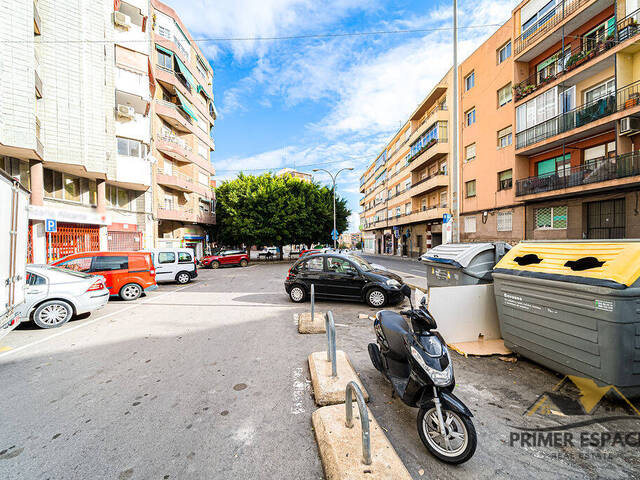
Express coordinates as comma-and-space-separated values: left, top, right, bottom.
516, 80, 640, 149
516, 152, 640, 196
514, 10, 640, 102
157, 134, 192, 152
514, 0, 591, 55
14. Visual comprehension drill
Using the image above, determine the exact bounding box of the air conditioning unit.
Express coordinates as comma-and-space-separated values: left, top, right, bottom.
116, 104, 134, 119
620, 116, 640, 136
113, 11, 132, 29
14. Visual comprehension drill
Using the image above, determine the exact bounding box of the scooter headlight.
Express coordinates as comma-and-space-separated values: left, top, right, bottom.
410, 346, 453, 387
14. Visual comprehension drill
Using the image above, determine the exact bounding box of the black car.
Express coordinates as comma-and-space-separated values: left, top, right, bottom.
284, 253, 406, 307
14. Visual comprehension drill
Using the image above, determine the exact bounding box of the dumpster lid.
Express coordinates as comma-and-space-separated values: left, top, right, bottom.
493, 241, 640, 288
420, 243, 508, 268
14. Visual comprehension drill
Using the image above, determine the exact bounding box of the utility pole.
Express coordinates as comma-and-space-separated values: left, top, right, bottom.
451, 0, 461, 243
313, 167, 354, 248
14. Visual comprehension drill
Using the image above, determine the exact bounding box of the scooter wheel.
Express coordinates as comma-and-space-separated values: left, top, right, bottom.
368, 343, 383, 372
417, 402, 477, 464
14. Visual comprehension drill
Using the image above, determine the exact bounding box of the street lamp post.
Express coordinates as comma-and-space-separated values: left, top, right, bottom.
313, 167, 353, 248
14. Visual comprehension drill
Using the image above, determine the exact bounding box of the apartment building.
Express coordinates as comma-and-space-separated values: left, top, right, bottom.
150, 0, 216, 258
459, 18, 524, 241
277, 168, 313, 183
512, 0, 640, 240
360, 69, 453, 257
1, 0, 157, 263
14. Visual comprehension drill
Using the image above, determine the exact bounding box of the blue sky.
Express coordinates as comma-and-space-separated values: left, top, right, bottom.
170, 0, 517, 231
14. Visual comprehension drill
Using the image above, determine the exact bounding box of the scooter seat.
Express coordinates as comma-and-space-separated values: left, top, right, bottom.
377, 310, 410, 360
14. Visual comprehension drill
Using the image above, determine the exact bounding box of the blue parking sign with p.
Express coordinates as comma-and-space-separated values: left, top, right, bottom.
45, 219, 57, 233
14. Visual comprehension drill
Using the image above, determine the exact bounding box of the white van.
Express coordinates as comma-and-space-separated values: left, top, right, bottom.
149, 248, 197, 284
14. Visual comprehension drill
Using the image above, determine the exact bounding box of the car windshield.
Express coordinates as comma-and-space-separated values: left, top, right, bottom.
348, 255, 372, 272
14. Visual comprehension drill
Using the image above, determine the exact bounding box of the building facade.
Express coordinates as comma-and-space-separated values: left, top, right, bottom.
150, 0, 216, 258
511, 0, 640, 240
277, 168, 313, 183
1, 0, 216, 262
360, 69, 453, 257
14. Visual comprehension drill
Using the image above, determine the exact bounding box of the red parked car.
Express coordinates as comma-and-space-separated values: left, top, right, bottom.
298, 248, 322, 258
201, 250, 249, 269
52, 251, 157, 301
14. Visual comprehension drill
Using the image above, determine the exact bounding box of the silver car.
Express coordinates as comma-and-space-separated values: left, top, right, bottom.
20, 265, 110, 329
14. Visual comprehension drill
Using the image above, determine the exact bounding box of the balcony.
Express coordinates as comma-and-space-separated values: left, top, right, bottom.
407, 138, 448, 172
516, 152, 640, 198
157, 207, 215, 224
516, 80, 640, 152
155, 99, 194, 133
116, 155, 151, 190
410, 172, 448, 197
156, 168, 212, 198
514, 0, 609, 61
156, 134, 213, 173
387, 207, 449, 226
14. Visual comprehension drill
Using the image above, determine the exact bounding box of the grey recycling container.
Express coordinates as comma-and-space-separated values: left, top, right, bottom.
419, 242, 511, 287
493, 241, 640, 397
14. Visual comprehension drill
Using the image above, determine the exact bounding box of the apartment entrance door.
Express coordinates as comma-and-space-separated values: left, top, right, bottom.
586, 198, 625, 239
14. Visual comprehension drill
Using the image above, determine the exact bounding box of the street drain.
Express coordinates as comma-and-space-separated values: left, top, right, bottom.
233, 383, 247, 391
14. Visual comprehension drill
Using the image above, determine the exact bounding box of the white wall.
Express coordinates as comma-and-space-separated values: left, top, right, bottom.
115, 114, 150, 142
115, 155, 151, 187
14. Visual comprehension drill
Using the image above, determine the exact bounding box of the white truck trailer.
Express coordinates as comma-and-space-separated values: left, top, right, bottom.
0, 169, 30, 340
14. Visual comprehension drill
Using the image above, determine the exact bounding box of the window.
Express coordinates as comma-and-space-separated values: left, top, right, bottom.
327, 257, 356, 274
440, 161, 447, 175
409, 121, 443, 157
157, 252, 176, 264
583, 18, 615, 52
395, 207, 401, 217
157, 49, 172, 69
465, 143, 476, 163
465, 180, 476, 198
178, 252, 193, 263
498, 126, 513, 148
404, 180, 411, 191
26, 272, 46, 286
107, 185, 132, 210
516, 87, 558, 133
536, 154, 571, 177
584, 78, 615, 104
421, 198, 427, 211
198, 142, 208, 159
164, 196, 175, 210
43, 169, 85, 203
388, 209, 393, 218
93, 256, 129, 271
117, 137, 147, 158
498, 83, 512, 107
535, 206, 568, 229
466, 108, 476, 126
521, 0, 557, 39
497, 211, 513, 232
498, 42, 511, 64
405, 202, 411, 215
58, 257, 92, 272
198, 172, 209, 186
464, 216, 477, 233
304, 257, 324, 271
440, 191, 448, 207
498, 170, 513, 190
465, 72, 475, 91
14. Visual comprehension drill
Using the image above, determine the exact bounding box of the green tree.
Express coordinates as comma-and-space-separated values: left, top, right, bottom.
214, 173, 351, 258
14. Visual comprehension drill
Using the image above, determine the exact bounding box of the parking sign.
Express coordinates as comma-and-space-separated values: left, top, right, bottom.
45, 219, 57, 233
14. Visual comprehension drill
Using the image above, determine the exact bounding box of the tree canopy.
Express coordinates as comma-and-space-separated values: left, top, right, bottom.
214, 173, 351, 249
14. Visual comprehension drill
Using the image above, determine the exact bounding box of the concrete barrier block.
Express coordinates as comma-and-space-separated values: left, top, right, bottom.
308, 350, 369, 406
312, 404, 412, 480
298, 312, 326, 334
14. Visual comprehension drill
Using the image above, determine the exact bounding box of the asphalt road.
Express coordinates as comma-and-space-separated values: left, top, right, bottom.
1, 263, 638, 479
360, 253, 426, 278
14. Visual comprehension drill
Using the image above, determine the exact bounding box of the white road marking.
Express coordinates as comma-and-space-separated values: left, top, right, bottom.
291, 366, 308, 415
334, 323, 348, 327
0, 283, 195, 359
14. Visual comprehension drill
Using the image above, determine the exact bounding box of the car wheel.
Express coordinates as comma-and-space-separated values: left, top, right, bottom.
176, 271, 191, 284
240, 259, 248, 267
366, 288, 387, 308
120, 283, 143, 301
289, 285, 306, 303
211, 261, 220, 269
33, 300, 73, 329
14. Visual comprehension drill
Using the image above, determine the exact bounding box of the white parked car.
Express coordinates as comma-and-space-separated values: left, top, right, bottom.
20, 265, 110, 329
149, 248, 197, 284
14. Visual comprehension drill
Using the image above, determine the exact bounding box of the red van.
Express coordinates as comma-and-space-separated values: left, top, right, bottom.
52, 251, 157, 301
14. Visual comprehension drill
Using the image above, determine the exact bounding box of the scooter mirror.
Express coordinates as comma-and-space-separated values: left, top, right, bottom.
401, 284, 412, 298
420, 295, 427, 306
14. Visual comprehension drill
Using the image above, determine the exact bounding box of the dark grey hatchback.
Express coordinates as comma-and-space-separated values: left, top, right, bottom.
284, 253, 406, 307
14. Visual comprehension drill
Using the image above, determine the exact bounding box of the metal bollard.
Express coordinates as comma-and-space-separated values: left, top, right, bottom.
345, 381, 372, 465
325, 311, 337, 377
311, 283, 315, 321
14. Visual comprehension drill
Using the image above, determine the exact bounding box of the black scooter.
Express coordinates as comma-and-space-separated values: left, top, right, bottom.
368, 285, 477, 464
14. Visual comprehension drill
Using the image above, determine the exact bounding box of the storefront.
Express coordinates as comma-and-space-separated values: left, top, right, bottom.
107, 223, 142, 251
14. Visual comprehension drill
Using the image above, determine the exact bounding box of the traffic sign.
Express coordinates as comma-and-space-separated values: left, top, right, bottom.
331, 229, 339, 241
45, 219, 57, 233
443, 213, 452, 223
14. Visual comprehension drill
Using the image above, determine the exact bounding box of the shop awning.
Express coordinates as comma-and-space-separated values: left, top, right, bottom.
174, 55, 196, 91
197, 85, 212, 101
175, 90, 198, 122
